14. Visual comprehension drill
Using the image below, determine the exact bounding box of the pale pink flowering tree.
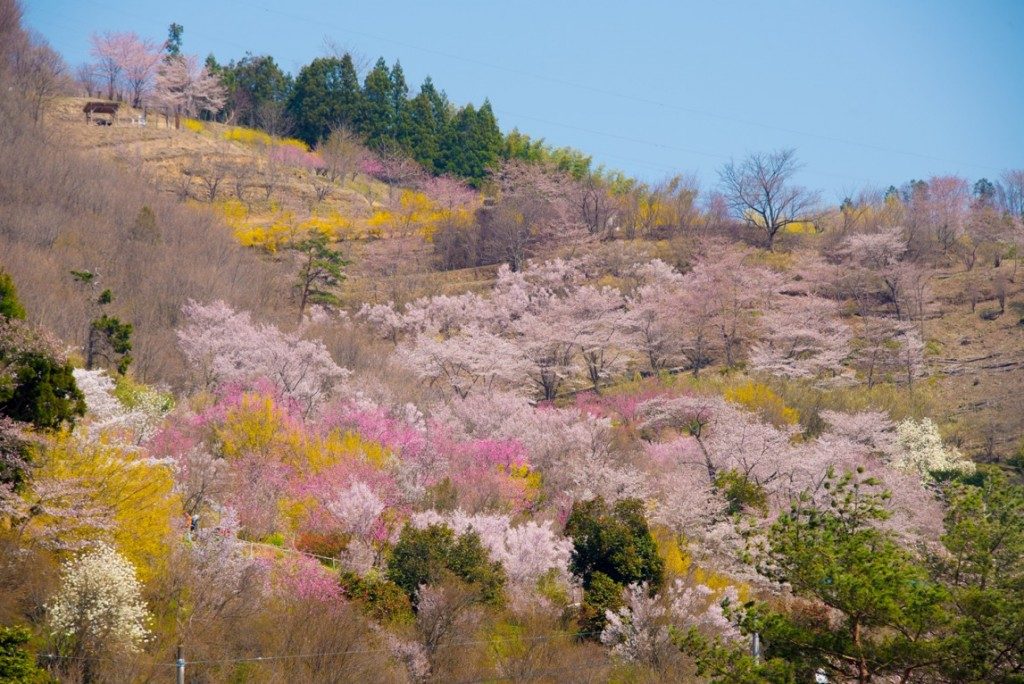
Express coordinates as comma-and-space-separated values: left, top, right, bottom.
177, 300, 349, 413
600, 580, 740, 666
154, 53, 225, 118
698, 249, 782, 367
566, 285, 637, 390
357, 302, 406, 344
1, 475, 114, 551
89, 31, 129, 100
638, 395, 810, 505
749, 295, 852, 380
422, 174, 477, 214
398, 325, 532, 399
325, 481, 386, 539
667, 580, 740, 641
627, 260, 688, 371
118, 34, 162, 107
513, 308, 583, 400
601, 582, 671, 665
183, 507, 266, 613
912, 175, 971, 253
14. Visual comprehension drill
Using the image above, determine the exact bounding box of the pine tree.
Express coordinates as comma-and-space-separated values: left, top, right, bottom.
401, 83, 441, 172
288, 57, 346, 146
440, 100, 502, 186
0, 271, 26, 320
359, 57, 395, 148
337, 53, 362, 126
290, 230, 348, 323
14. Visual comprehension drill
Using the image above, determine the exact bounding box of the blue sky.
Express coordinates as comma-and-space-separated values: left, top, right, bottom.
24, 0, 1024, 198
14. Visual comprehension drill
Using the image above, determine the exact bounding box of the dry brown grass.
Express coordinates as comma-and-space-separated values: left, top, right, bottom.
0, 93, 291, 386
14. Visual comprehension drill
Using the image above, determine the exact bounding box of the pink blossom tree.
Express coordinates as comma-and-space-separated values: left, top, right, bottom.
154, 53, 225, 119
749, 295, 852, 380
398, 325, 531, 399
89, 31, 128, 100
118, 34, 162, 107
177, 300, 349, 413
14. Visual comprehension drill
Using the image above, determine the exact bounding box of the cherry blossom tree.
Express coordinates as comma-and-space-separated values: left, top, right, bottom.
119, 34, 162, 107
627, 260, 687, 371
154, 53, 225, 119
325, 480, 385, 539
398, 325, 531, 399
564, 285, 636, 391
749, 295, 852, 380
177, 300, 349, 413
89, 31, 128, 100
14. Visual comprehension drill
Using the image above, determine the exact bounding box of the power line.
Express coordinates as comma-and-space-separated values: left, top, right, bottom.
50, 0, 1002, 184
229, 0, 1001, 174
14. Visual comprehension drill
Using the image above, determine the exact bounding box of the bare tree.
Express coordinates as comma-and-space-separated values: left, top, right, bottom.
255, 100, 292, 138
998, 169, 1024, 220
318, 126, 364, 185
10, 34, 67, 122
184, 155, 230, 202
719, 148, 820, 251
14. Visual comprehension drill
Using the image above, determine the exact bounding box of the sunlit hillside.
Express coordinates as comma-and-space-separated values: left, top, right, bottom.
2, 1, 1023, 682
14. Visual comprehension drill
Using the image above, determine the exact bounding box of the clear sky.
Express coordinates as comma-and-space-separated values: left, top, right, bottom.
23, 0, 1024, 199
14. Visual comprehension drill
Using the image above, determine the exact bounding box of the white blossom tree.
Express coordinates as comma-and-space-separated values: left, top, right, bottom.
48, 543, 151, 663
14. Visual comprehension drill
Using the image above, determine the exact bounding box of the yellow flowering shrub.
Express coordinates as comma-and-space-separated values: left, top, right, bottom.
34, 432, 179, 581
724, 381, 800, 426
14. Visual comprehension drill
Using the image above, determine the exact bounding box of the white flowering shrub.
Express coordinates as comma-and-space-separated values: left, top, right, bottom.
48, 543, 152, 653
410, 510, 574, 588
72, 368, 168, 443
601, 580, 741, 664
893, 418, 974, 479
601, 583, 670, 664
326, 481, 386, 538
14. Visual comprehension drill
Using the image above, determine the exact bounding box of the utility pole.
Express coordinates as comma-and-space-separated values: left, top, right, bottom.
176, 645, 185, 684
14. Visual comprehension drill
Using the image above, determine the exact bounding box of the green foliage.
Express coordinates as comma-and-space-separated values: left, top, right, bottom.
439, 100, 502, 186
358, 58, 398, 148
88, 314, 133, 374
217, 53, 293, 128
564, 497, 664, 591
0, 271, 26, 320
288, 56, 361, 146
1, 352, 84, 429
672, 627, 795, 684
339, 571, 414, 625
386, 523, 506, 607
714, 469, 768, 515
165, 23, 183, 58
938, 467, 1024, 681
290, 230, 347, 322
738, 468, 949, 681
501, 128, 593, 179
579, 570, 623, 635
0, 626, 50, 684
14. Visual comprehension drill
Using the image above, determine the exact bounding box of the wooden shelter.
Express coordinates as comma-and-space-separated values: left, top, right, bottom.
83, 101, 119, 125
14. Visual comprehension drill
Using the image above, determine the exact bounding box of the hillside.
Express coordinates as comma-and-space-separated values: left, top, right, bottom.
2, 4, 1024, 683
31, 97, 1024, 456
